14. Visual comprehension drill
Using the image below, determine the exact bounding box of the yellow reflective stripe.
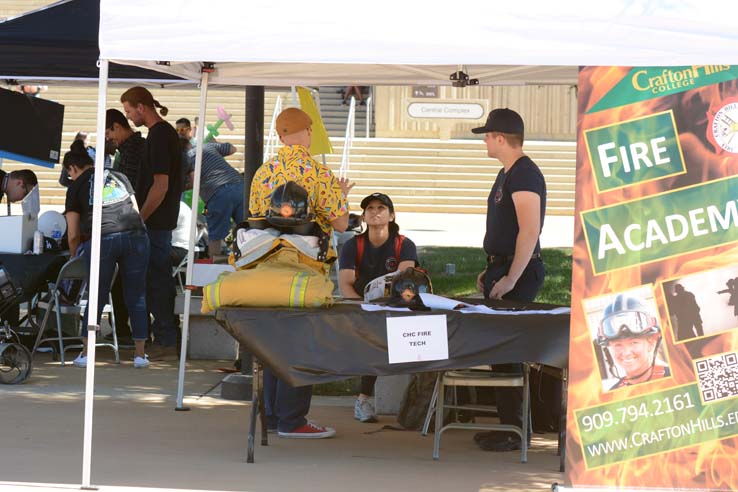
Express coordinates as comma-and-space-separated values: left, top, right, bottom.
204, 281, 222, 311
213, 281, 221, 309
290, 272, 309, 307
203, 283, 214, 311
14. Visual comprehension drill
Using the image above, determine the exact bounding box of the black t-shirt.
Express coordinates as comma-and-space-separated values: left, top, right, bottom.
483, 155, 546, 257
136, 121, 182, 230
0, 169, 6, 203
64, 168, 145, 237
339, 232, 418, 294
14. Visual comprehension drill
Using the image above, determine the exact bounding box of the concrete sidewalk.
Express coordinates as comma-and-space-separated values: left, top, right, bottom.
30, 203, 574, 249
0, 352, 564, 492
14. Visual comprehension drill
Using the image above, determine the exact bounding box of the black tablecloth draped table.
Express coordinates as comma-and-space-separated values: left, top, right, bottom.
0, 253, 66, 301
215, 299, 569, 387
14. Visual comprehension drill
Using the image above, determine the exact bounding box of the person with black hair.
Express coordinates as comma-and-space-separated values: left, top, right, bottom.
59, 132, 113, 188
62, 140, 151, 369
181, 137, 242, 255
106, 108, 146, 190
175, 117, 193, 142
120, 86, 182, 361
338, 192, 418, 423
0, 169, 37, 204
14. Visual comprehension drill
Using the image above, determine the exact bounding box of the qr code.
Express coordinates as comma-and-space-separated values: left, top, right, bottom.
695, 352, 738, 403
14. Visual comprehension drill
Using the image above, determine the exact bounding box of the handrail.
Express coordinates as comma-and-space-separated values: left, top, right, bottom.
365, 86, 373, 139
339, 96, 356, 179
264, 95, 282, 158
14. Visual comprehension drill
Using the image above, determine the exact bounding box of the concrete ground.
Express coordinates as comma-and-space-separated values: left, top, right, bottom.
0, 351, 564, 492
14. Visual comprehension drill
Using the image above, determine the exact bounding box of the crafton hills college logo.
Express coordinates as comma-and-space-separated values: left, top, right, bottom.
708, 96, 738, 154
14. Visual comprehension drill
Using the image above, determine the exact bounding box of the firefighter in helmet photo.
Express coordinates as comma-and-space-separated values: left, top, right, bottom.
596, 294, 671, 391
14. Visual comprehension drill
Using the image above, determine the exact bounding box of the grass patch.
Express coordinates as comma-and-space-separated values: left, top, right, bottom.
418, 246, 572, 305
314, 246, 573, 396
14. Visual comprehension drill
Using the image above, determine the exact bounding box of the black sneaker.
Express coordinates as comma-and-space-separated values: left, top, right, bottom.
473, 430, 518, 444
477, 435, 531, 452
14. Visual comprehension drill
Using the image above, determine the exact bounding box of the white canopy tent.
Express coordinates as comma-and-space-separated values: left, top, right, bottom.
75, 0, 738, 487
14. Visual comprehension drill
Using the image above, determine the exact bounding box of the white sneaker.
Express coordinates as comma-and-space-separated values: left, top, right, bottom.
133, 354, 150, 369
72, 354, 87, 368
354, 397, 378, 423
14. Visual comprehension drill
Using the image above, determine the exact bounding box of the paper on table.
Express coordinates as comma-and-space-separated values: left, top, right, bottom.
458, 305, 571, 315
361, 303, 412, 312
418, 293, 472, 310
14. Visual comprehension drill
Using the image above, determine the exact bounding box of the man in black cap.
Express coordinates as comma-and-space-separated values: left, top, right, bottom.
472, 108, 547, 452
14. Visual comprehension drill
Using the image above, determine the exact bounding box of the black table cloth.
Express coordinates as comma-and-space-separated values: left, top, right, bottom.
0, 253, 66, 302
216, 300, 569, 387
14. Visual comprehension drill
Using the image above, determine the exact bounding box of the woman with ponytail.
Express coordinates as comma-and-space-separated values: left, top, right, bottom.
338, 192, 419, 423
63, 139, 151, 369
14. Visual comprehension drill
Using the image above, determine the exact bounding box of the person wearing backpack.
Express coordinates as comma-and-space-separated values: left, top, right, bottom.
61, 140, 151, 369
338, 192, 419, 422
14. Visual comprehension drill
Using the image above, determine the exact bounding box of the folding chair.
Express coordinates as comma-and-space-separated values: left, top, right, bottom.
173, 225, 206, 293
31, 256, 119, 366
422, 364, 530, 462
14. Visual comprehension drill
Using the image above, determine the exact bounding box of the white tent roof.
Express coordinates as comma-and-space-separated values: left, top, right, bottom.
99, 0, 738, 86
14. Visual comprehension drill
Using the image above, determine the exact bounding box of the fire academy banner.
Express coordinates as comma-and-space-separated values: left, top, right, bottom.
565, 66, 738, 490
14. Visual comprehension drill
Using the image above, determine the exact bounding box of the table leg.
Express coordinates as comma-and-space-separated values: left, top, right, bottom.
258, 362, 268, 446
559, 367, 568, 473
247, 359, 261, 463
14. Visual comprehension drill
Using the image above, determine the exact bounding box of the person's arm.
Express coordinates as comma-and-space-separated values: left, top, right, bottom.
330, 213, 349, 233
329, 176, 354, 232
66, 211, 82, 256
489, 190, 540, 299
139, 174, 169, 222
339, 269, 362, 299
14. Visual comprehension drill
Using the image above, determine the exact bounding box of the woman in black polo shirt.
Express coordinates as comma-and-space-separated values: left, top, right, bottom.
338, 193, 418, 423
62, 140, 151, 369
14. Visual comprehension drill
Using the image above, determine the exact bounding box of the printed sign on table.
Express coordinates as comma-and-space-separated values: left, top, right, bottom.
386, 314, 449, 364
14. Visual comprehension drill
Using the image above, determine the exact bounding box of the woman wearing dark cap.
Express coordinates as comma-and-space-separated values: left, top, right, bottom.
338, 192, 419, 422
61, 140, 151, 369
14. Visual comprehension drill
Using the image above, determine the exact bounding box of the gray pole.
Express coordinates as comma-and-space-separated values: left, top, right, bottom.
239, 86, 265, 378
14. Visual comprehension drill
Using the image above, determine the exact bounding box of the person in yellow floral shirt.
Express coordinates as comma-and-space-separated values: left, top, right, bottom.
249, 107, 354, 439
250, 107, 352, 236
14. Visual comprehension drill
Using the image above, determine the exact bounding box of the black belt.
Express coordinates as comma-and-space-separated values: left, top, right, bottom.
487, 252, 541, 264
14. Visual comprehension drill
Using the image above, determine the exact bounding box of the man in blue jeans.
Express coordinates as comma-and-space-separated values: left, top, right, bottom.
121, 86, 182, 360
181, 139, 243, 255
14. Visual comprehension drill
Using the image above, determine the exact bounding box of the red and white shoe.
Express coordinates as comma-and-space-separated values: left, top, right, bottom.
278, 422, 336, 439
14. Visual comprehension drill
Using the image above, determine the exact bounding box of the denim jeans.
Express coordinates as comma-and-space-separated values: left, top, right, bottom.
205, 182, 245, 241
147, 229, 179, 346
263, 368, 313, 432
81, 230, 150, 340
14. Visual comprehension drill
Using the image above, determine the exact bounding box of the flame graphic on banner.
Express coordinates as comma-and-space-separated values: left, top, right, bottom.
566, 66, 738, 490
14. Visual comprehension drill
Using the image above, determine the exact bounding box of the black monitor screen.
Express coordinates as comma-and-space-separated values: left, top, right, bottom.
0, 87, 64, 168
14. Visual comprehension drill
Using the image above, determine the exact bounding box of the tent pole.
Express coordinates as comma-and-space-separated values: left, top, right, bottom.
175, 68, 209, 410
243, 85, 264, 208
81, 57, 109, 490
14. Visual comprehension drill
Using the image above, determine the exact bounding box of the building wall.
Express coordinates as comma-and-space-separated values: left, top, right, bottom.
375, 85, 578, 140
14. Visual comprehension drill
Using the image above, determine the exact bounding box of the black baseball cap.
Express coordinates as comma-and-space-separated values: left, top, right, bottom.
471, 108, 524, 136
360, 193, 394, 212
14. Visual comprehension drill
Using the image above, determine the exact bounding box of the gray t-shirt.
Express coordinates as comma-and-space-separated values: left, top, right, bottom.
185, 142, 242, 202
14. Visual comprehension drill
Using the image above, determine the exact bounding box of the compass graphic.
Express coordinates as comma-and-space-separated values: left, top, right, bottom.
708, 98, 738, 154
